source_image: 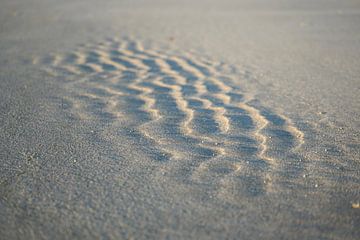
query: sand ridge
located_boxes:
[33,36,305,200]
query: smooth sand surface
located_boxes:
[1,0,359,239]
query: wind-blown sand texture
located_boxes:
[1,0,359,239]
[33,37,305,198]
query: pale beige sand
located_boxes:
[33,37,305,196]
[0,0,359,239]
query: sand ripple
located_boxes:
[34,37,305,200]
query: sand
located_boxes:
[0,0,359,239]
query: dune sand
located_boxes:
[1,0,359,239]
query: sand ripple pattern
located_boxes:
[33,38,305,199]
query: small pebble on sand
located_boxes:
[352,202,360,209]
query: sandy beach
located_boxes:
[1,0,359,239]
